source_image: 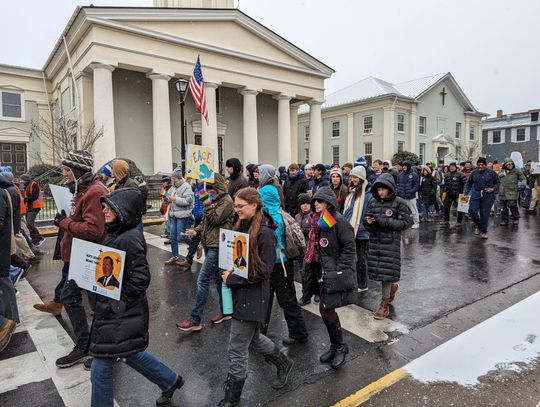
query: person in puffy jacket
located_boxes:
[283,163,308,216]
[418,165,437,221]
[305,187,357,369]
[90,187,184,407]
[295,193,317,306]
[396,162,419,228]
[219,187,294,406]
[364,173,413,319]
[442,162,466,225]
[498,158,525,226]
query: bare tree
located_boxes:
[30,114,103,165]
[440,135,481,162]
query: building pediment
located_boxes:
[0,127,31,143]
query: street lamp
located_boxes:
[175,78,189,174]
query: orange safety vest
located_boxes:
[25,180,44,210]
[15,185,27,215]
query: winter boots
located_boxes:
[389,283,399,304]
[321,322,349,369]
[33,300,63,316]
[264,346,294,389]
[218,374,245,407]
[374,297,390,320]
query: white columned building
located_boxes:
[308,100,324,164]
[201,82,219,167]
[148,73,173,173]
[241,89,259,165]
[90,62,116,170]
[276,94,292,166]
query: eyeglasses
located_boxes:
[234,203,248,210]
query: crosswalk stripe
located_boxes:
[0,351,51,393]
[143,231,408,343]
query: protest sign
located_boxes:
[218,228,249,279]
[69,238,126,300]
[49,184,73,215]
[530,162,540,174]
[457,194,470,213]
[186,144,215,182]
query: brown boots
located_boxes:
[34,300,63,316]
[374,298,390,320]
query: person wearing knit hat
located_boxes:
[295,193,316,306]
[465,156,500,239]
[34,149,108,369]
[329,168,348,213]
[354,156,367,168]
[343,163,372,291]
[111,159,138,190]
[100,162,115,191]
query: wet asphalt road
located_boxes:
[25,211,540,406]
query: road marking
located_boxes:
[144,231,408,343]
[0,351,51,392]
[332,368,408,407]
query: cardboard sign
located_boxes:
[457,194,470,213]
[49,184,73,215]
[68,238,126,300]
[218,228,249,279]
[186,144,215,182]
[530,162,540,175]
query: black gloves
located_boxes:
[54,210,67,226]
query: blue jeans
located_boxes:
[189,247,224,323]
[91,351,179,407]
[468,191,496,233]
[169,217,192,258]
[418,196,435,219]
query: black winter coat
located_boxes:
[443,171,466,197]
[418,174,437,205]
[365,174,413,283]
[226,212,277,323]
[397,170,419,200]
[89,188,150,358]
[311,176,330,196]
[0,188,12,277]
[283,174,308,216]
[0,174,20,234]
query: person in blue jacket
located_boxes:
[396,161,420,228]
[465,157,500,239]
[343,165,372,291]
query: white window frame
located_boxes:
[332,145,340,164]
[0,90,25,122]
[511,127,530,143]
[304,125,310,142]
[469,124,476,141]
[397,140,405,153]
[397,113,405,133]
[364,142,373,166]
[419,143,426,164]
[363,115,373,135]
[305,148,310,163]
[331,121,340,139]
[419,116,426,135]
[489,129,504,144]
[455,122,462,138]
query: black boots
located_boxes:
[218,374,245,407]
[321,322,349,369]
[264,346,294,389]
[156,375,185,406]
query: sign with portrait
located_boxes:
[68,238,126,300]
[218,228,249,279]
[457,194,470,213]
[186,144,215,183]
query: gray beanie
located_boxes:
[349,165,366,181]
[20,173,32,182]
[171,167,183,180]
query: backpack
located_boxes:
[279,210,306,260]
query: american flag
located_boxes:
[188,56,208,124]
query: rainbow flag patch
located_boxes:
[318,209,337,231]
[198,189,212,206]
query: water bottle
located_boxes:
[221,284,234,315]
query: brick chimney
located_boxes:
[496,109,503,118]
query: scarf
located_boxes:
[343,181,367,235]
[304,212,321,264]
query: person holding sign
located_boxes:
[89,187,184,407]
[219,187,294,406]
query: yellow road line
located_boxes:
[332,368,408,407]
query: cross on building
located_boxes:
[440,87,447,105]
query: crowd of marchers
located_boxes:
[0,149,538,407]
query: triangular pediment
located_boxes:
[0,127,30,136]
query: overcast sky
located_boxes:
[1,0,538,117]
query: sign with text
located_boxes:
[68,238,126,300]
[186,144,215,183]
[49,184,73,215]
[218,228,249,280]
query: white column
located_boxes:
[202,82,219,167]
[347,112,354,163]
[290,105,299,164]
[308,100,324,164]
[409,104,417,153]
[147,73,173,173]
[240,89,259,165]
[463,115,471,159]
[90,62,116,170]
[276,94,292,166]
[383,106,396,160]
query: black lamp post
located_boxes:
[175,78,189,174]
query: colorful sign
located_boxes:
[186,144,215,182]
[218,228,249,279]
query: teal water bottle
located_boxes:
[221,284,233,315]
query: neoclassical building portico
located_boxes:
[0,1,333,174]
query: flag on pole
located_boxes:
[188,56,209,124]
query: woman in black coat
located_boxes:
[90,188,184,407]
[305,186,357,370]
[418,165,438,221]
[364,174,413,319]
[219,187,294,407]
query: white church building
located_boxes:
[0,0,333,176]
[298,72,486,166]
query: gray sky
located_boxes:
[1,0,538,117]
